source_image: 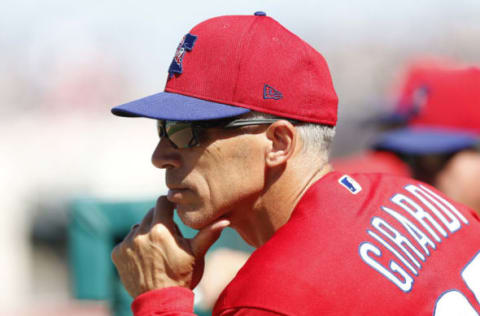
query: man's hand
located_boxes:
[111,196,230,298]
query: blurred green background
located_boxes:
[69,198,252,315]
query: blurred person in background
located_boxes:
[333,58,480,214]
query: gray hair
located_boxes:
[239,111,336,162]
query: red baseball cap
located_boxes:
[373,59,480,154]
[111,12,338,125]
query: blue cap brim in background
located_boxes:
[372,127,479,155]
[111,92,250,121]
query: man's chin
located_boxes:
[176,207,228,231]
[175,206,206,230]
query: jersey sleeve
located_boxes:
[131,287,284,316]
[216,307,285,315]
[131,287,195,316]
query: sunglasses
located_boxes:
[157,118,298,149]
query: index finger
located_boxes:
[136,208,154,235]
[152,196,177,231]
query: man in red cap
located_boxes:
[334,58,480,214]
[111,13,480,315]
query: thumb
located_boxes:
[190,219,230,258]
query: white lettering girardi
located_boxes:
[359,184,469,292]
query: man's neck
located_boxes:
[233,161,333,248]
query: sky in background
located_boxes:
[2,0,480,116]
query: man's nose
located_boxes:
[151,138,181,169]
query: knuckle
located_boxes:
[132,233,147,247]
[151,223,169,239]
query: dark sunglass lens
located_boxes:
[157,121,166,138]
[165,121,195,148]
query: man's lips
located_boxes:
[167,188,189,203]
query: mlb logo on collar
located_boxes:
[339,175,362,194]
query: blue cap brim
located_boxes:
[372,127,479,154]
[111,92,250,121]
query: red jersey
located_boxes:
[133,171,480,315]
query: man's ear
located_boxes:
[265,120,297,167]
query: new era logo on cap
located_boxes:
[263,84,283,100]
